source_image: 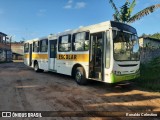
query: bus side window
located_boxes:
[106,31,110,68]
[72,31,89,51]
[24,43,29,53]
[58,35,71,52]
[85,32,90,51]
[33,41,39,52]
[40,39,48,52]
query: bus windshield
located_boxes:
[113,30,140,61]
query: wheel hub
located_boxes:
[76,72,82,82]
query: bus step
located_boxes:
[95,72,101,79]
[94,67,101,72]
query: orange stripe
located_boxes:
[32,54,48,59]
[24,53,89,62]
[24,53,48,59]
[24,54,29,58]
[57,54,89,62]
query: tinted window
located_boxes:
[58,35,71,52]
[113,30,140,61]
[72,32,89,51]
[106,31,110,68]
[33,41,39,52]
[24,43,29,53]
[40,39,48,52]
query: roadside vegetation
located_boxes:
[141,32,160,40]
[108,0,160,23]
[135,57,160,92]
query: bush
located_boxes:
[135,57,160,92]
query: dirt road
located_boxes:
[0,62,160,120]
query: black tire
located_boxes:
[75,67,87,85]
[34,62,43,72]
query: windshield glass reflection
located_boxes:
[113,30,140,61]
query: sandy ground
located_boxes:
[0,62,160,120]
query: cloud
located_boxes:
[68,0,73,4]
[64,4,72,9]
[75,2,86,9]
[64,0,86,9]
[37,9,47,17]
[79,26,83,28]
[64,0,73,9]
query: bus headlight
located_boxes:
[113,71,121,75]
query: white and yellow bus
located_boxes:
[24,21,140,85]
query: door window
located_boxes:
[50,40,57,58]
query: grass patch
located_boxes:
[135,57,160,92]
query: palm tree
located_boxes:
[109,0,160,23]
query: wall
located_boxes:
[0,32,12,62]
[139,37,160,63]
[139,37,160,49]
[140,48,160,63]
[11,43,24,60]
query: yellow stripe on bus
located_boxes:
[24,53,48,59]
[24,53,89,62]
[57,54,89,62]
[24,54,29,58]
[32,54,48,59]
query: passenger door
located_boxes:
[49,40,57,70]
[29,44,32,66]
[89,32,104,80]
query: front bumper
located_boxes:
[110,70,140,83]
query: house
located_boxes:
[139,37,160,49]
[0,32,12,62]
[139,37,160,63]
[11,42,24,60]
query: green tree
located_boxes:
[151,33,160,39]
[109,0,160,23]
[141,33,160,39]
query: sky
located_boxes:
[0,0,160,42]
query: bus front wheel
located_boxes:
[75,67,87,85]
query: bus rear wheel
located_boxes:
[34,62,43,72]
[75,67,87,85]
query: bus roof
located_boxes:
[50,21,137,37]
[25,20,137,43]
